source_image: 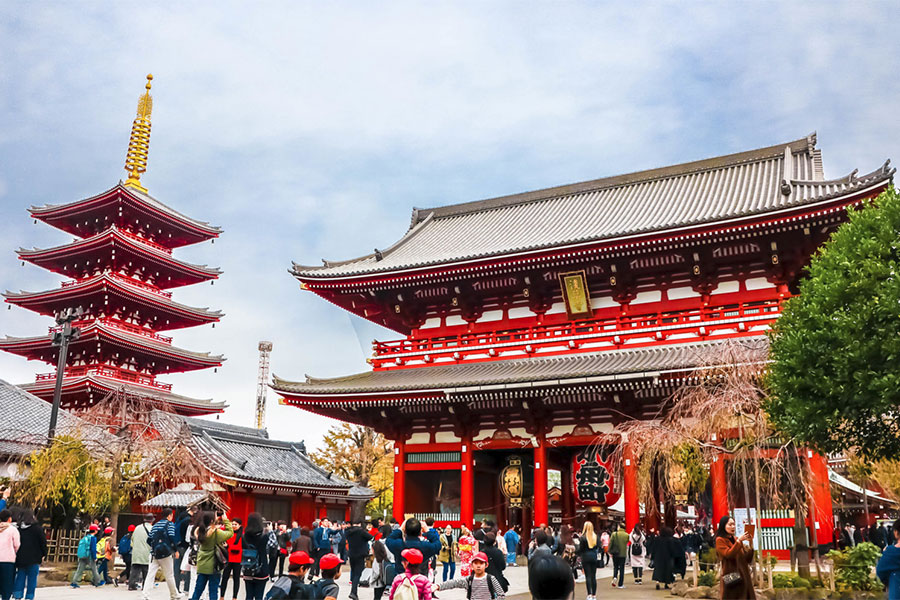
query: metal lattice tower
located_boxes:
[256,341,273,429]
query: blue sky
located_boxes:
[1,2,898,449]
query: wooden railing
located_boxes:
[36,364,173,391]
[116,227,172,254]
[61,272,172,298]
[50,317,172,344]
[45,529,81,563]
[371,298,782,366]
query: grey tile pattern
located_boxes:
[273,337,768,395]
[293,135,894,278]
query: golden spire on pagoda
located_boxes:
[123,74,154,193]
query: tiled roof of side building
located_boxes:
[292,134,894,279]
[273,337,768,396]
[0,379,110,457]
[152,411,372,496]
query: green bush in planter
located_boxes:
[826,542,882,591]
[697,571,717,587]
[699,547,718,571]
[773,573,813,589]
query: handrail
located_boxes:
[115,227,172,254]
[59,273,172,298]
[36,364,172,391]
[373,299,782,360]
[49,317,173,344]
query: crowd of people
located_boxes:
[1,480,899,600]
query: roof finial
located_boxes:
[123,74,154,193]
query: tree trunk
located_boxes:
[753,446,765,588]
[862,476,870,540]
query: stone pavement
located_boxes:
[34,562,680,599]
[36,567,676,600]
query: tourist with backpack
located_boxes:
[434,552,505,599]
[265,550,314,599]
[70,524,100,588]
[142,508,183,600]
[96,526,116,586]
[220,517,242,600]
[190,511,233,600]
[387,548,431,600]
[241,512,275,600]
[630,523,646,585]
[130,514,153,590]
[118,524,134,585]
[370,539,390,600]
[608,522,629,589]
[311,553,342,600]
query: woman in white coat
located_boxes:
[630,524,646,584]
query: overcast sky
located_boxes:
[1,2,898,450]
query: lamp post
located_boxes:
[47,306,83,442]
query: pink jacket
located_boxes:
[389,572,432,600]
[0,522,20,563]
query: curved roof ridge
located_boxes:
[29,183,222,235]
[414,134,816,224]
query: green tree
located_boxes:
[767,186,900,460]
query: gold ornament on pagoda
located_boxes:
[124,74,154,193]
[500,455,524,507]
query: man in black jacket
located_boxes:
[344,520,373,600]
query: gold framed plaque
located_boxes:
[558,270,592,320]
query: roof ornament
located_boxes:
[374,248,384,261]
[781,145,793,196]
[123,74,154,194]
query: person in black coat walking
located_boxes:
[344,520,373,600]
[652,527,685,590]
[482,532,509,593]
[13,509,47,600]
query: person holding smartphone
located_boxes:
[715,516,755,600]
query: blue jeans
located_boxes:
[0,562,14,600]
[191,572,221,600]
[12,563,39,600]
[442,561,455,581]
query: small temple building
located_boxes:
[275,133,895,554]
[1,75,224,416]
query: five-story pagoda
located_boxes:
[1,75,226,416]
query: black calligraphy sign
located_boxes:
[574,448,612,505]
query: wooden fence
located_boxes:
[45,529,82,563]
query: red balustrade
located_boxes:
[115,227,172,254]
[49,317,172,344]
[35,364,173,391]
[371,299,782,366]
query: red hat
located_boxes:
[104,527,114,534]
[127,525,135,533]
[471,552,489,564]
[88,525,99,532]
[401,548,424,564]
[319,553,344,570]
[289,551,314,566]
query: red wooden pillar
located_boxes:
[561,462,574,523]
[318,504,327,519]
[461,435,474,528]
[710,451,729,527]
[344,505,351,521]
[624,443,639,534]
[533,434,549,527]
[806,449,834,547]
[393,439,406,522]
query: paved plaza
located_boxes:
[31,562,679,600]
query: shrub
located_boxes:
[772,573,813,589]
[826,542,883,591]
[699,547,718,571]
[697,571,717,587]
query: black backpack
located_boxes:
[466,574,499,599]
[149,523,174,559]
[241,544,264,578]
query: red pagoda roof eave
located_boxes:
[4,275,223,325]
[17,227,221,281]
[21,376,225,416]
[29,184,222,240]
[295,179,891,289]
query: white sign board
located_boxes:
[733,508,759,549]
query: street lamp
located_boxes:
[47,306,83,442]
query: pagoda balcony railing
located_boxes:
[371,298,782,367]
[50,317,173,344]
[61,272,173,298]
[36,364,173,391]
[115,227,172,254]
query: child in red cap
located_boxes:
[312,553,342,600]
[265,551,314,599]
[389,548,432,600]
[434,551,505,598]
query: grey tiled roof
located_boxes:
[0,379,96,457]
[292,134,894,278]
[152,412,371,496]
[273,337,767,396]
[141,489,229,510]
